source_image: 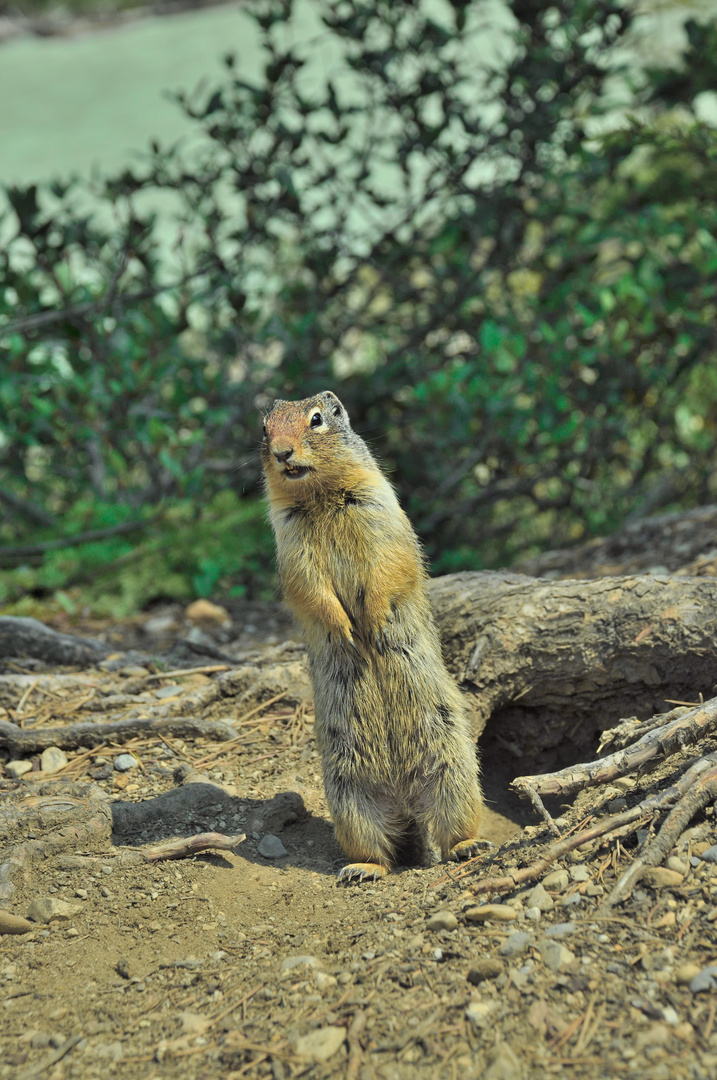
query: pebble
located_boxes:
[524,906,541,923]
[113,754,138,773]
[561,893,582,908]
[154,685,182,699]
[665,856,688,875]
[544,922,576,939]
[280,955,321,977]
[499,932,531,958]
[701,845,717,864]
[525,884,554,912]
[258,834,288,859]
[467,959,504,984]
[294,1026,346,1062]
[538,940,576,972]
[569,865,590,882]
[642,867,684,888]
[144,614,177,637]
[90,765,113,780]
[465,905,517,923]
[40,747,68,775]
[27,898,82,924]
[313,972,337,990]
[466,1000,498,1029]
[186,598,231,628]
[675,963,702,985]
[542,869,569,892]
[585,884,604,897]
[4,760,33,778]
[689,966,717,994]
[426,911,458,932]
[120,666,150,678]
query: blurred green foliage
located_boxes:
[2,0,717,613]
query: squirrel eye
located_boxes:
[310,411,323,428]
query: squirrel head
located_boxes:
[261,391,367,502]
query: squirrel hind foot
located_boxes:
[336,862,389,884]
[449,837,493,862]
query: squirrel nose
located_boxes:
[273,447,294,463]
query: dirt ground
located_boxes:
[2,603,717,1080]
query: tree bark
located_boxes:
[427,571,717,763]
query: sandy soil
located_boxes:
[2,604,717,1080]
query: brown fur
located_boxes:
[261,390,483,881]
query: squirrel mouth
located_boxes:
[283,465,311,480]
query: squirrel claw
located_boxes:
[449,838,493,862]
[337,862,388,884]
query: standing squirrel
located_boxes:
[261,390,483,882]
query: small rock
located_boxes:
[485,1041,523,1080]
[569,865,590,882]
[707,907,717,922]
[701,845,717,863]
[689,966,717,994]
[544,922,576,939]
[314,971,337,990]
[499,932,531,958]
[652,910,676,929]
[75,889,88,900]
[154,685,182,699]
[675,963,702,985]
[144,614,177,637]
[665,857,688,875]
[90,765,113,780]
[120,666,150,678]
[642,867,684,888]
[248,791,307,834]
[542,869,569,892]
[280,955,321,977]
[179,1011,210,1035]
[467,959,504,984]
[560,893,582,908]
[525,884,554,912]
[294,1026,345,1063]
[95,1041,125,1062]
[27,898,82,924]
[585,884,604,897]
[185,599,231,629]
[426,911,458,932]
[465,905,517,923]
[607,797,628,813]
[538,940,576,972]
[113,754,138,773]
[258,834,288,859]
[4,760,33,779]
[40,747,68,775]
[466,1000,497,1029]
[524,906,541,923]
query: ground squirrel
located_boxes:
[261,390,483,881]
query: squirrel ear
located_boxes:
[322,390,343,416]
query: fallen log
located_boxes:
[428,571,717,758]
